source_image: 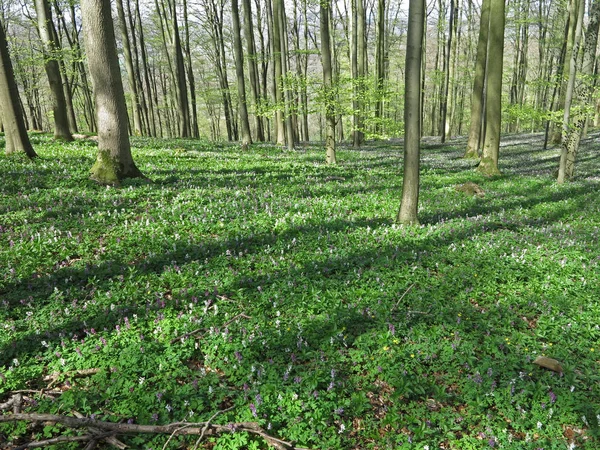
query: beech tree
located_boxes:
[464,0,490,158]
[321,0,336,164]
[558,0,600,182]
[80,0,144,184]
[477,0,505,177]
[398,0,424,225]
[0,18,36,158]
[232,0,252,148]
[35,0,72,141]
[115,0,142,136]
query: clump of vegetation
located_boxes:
[454,181,486,197]
[1,134,599,449]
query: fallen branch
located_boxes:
[72,410,127,449]
[192,405,235,450]
[171,313,252,344]
[0,395,16,412]
[13,433,112,450]
[0,413,312,450]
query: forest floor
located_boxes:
[1,132,599,449]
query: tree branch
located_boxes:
[0,413,312,450]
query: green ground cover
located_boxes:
[1,133,599,449]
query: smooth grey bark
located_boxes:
[133,0,157,136]
[439,0,456,143]
[0,19,36,157]
[320,0,336,164]
[115,0,142,136]
[204,0,235,141]
[397,0,424,225]
[278,0,295,149]
[231,0,252,148]
[374,0,386,131]
[353,0,366,147]
[272,0,286,145]
[477,0,505,176]
[242,0,265,141]
[550,0,581,145]
[81,0,144,184]
[49,0,78,133]
[464,0,490,158]
[35,0,72,141]
[54,0,95,132]
[170,0,190,138]
[182,0,199,138]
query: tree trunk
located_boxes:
[278,0,295,149]
[375,0,386,132]
[35,0,72,141]
[439,0,456,143]
[272,0,286,145]
[182,0,199,138]
[81,0,144,184]
[464,0,490,158]
[558,0,591,183]
[242,0,265,141]
[134,0,157,136]
[115,0,142,136]
[232,0,252,148]
[321,0,336,164]
[550,0,581,144]
[477,0,505,177]
[0,19,37,157]
[170,1,190,138]
[398,0,424,225]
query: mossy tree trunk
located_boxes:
[81,0,144,185]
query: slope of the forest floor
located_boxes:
[0,132,599,449]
